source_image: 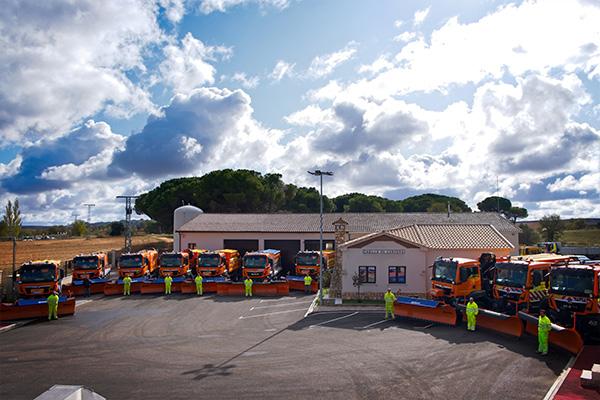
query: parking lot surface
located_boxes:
[0,294,569,399]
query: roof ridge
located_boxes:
[413,224,424,243]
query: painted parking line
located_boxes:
[239,308,309,320]
[357,319,392,330]
[250,300,313,310]
[259,297,300,303]
[75,300,93,307]
[309,312,358,328]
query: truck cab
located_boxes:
[242,249,281,280]
[196,249,240,278]
[17,260,63,298]
[547,264,599,339]
[158,251,190,277]
[294,250,335,276]
[430,257,481,301]
[491,258,551,313]
[118,249,159,278]
[72,253,108,280]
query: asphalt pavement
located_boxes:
[0,293,570,399]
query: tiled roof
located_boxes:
[177,212,519,233]
[387,224,514,249]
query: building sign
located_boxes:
[362,249,406,255]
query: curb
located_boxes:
[304,291,320,317]
[543,355,576,400]
[0,319,35,334]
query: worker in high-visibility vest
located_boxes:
[47,291,59,320]
[304,274,313,294]
[244,278,253,297]
[384,288,396,320]
[195,274,203,295]
[164,275,173,295]
[532,281,547,291]
[537,309,552,355]
[466,297,479,331]
[123,275,132,296]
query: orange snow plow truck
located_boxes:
[118,249,159,278]
[242,249,281,280]
[0,260,75,321]
[196,249,241,279]
[158,251,191,277]
[294,250,335,276]
[72,253,109,280]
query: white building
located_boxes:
[174,211,519,274]
[339,224,514,300]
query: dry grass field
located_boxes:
[0,235,173,273]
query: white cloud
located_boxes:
[413,6,430,26]
[339,0,600,100]
[230,72,260,89]
[159,33,232,94]
[0,0,163,145]
[307,42,358,78]
[198,0,291,14]
[393,31,417,43]
[159,0,186,22]
[270,60,296,81]
[547,173,600,192]
[358,55,394,75]
[394,19,404,28]
[284,105,338,127]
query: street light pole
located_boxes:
[308,170,333,304]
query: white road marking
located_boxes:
[75,300,92,307]
[358,319,390,330]
[264,328,277,332]
[259,297,298,303]
[250,300,312,310]
[309,312,358,328]
[238,308,308,319]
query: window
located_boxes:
[389,266,406,284]
[358,266,376,284]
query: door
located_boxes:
[223,240,259,257]
[264,240,301,275]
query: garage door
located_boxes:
[223,240,259,257]
[304,239,336,251]
[264,240,301,274]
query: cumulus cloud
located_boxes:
[1,120,125,194]
[307,42,358,78]
[159,0,186,22]
[270,60,296,81]
[109,87,279,178]
[159,33,233,94]
[198,0,291,14]
[0,0,163,144]
[393,31,417,43]
[358,55,394,75]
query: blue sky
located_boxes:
[0,0,599,224]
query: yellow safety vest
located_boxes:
[195,275,203,284]
[244,279,253,289]
[47,294,59,305]
[165,276,172,284]
[538,315,552,334]
[466,301,479,315]
[304,275,312,286]
[384,292,396,304]
[123,277,132,285]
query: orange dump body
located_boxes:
[197,249,240,277]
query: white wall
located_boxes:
[341,240,428,298]
[177,231,336,252]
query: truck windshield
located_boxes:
[160,254,182,267]
[296,253,319,266]
[550,269,594,297]
[120,255,142,268]
[495,263,528,288]
[198,254,220,267]
[73,256,98,270]
[433,260,457,284]
[244,255,267,268]
[20,265,56,283]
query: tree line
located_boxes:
[134,169,520,231]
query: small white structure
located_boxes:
[34,385,106,400]
[173,205,203,251]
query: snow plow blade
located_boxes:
[140,277,185,294]
[519,311,584,355]
[456,304,523,337]
[103,278,143,296]
[62,278,108,296]
[216,281,289,296]
[393,297,458,326]
[0,297,76,321]
[287,275,318,293]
